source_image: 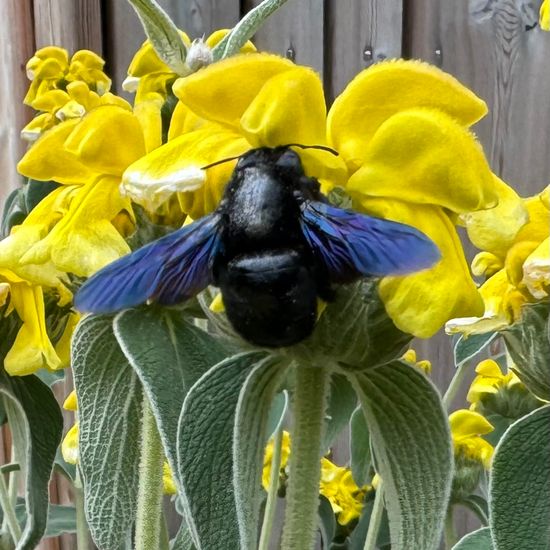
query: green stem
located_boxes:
[363,480,384,550]
[281,365,329,550]
[443,361,470,410]
[74,468,90,550]
[258,425,284,550]
[0,470,22,544]
[444,506,458,549]
[135,397,165,550]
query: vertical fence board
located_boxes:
[34,0,103,53]
[326,0,403,100]
[0,0,35,208]
[244,0,324,74]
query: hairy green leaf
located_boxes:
[0,370,63,550]
[212,0,290,60]
[114,306,228,488]
[350,361,453,550]
[453,332,498,368]
[264,390,288,440]
[350,406,371,486]
[127,0,187,74]
[490,405,550,550]
[72,315,142,550]
[323,374,357,449]
[452,527,493,549]
[177,352,270,550]
[233,357,287,549]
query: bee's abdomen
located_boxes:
[218,249,317,347]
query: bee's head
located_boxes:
[235,146,303,174]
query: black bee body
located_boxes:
[213,148,329,347]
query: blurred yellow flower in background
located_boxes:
[449,409,494,469]
[541,0,550,30]
[401,348,432,374]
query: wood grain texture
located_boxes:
[243,0,324,73]
[0,0,35,208]
[33,0,103,53]
[326,0,404,100]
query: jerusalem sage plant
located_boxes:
[0,0,548,549]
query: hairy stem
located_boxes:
[75,467,90,550]
[444,505,458,549]
[443,361,470,410]
[363,480,384,550]
[281,365,329,550]
[135,397,165,550]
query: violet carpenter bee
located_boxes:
[75,146,440,347]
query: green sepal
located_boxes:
[453,332,498,368]
[502,302,550,400]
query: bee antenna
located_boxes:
[200,154,244,170]
[283,143,339,156]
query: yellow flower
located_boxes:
[446,185,549,336]
[61,422,79,465]
[63,390,78,411]
[320,458,370,525]
[449,409,494,469]
[21,81,130,142]
[467,359,521,406]
[262,430,291,490]
[541,0,550,30]
[163,462,177,495]
[121,54,347,219]
[0,268,62,376]
[124,29,256,103]
[1,98,165,280]
[24,47,111,109]
[401,348,432,374]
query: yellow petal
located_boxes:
[240,66,327,147]
[522,237,550,299]
[462,175,529,256]
[445,269,528,336]
[4,283,62,375]
[450,409,494,440]
[63,389,78,411]
[347,109,497,214]
[55,312,81,368]
[541,0,550,30]
[21,177,131,277]
[167,100,205,140]
[205,29,256,52]
[173,53,295,128]
[21,113,56,142]
[32,89,70,112]
[355,198,483,338]
[133,94,164,153]
[471,251,503,278]
[475,359,503,378]
[64,105,146,176]
[123,126,250,217]
[0,282,9,307]
[328,59,488,171]
[209,293,225,313]
[62,423,79,465]
[512,187,550,246]
[17,119,100,184]
[163,462,177,495]
[505,240,539,287]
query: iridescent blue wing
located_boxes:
[74,213,221,313]
[300,201,440,283]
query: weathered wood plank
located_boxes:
[33,0,103,53]
[243,0,324,74]
[326,0,404,100]
[0,0,35,208]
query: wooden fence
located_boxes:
[0,0,549,548]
